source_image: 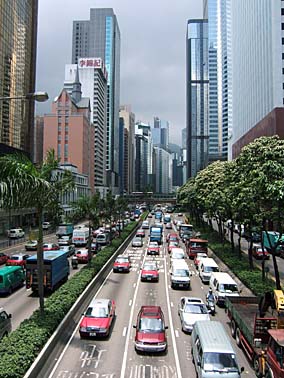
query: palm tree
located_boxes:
[0,150,74,314]
[71,192,102,259]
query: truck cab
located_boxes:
[264,329,284,378]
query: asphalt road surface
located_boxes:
[38,215,255,378]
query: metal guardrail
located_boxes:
[23,221,141,378]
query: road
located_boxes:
[38,215,255,378]
[205,217,284,283]
[0,232,84,330]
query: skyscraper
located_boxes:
[0,1,38,157]
[72,8,120,190]
[64,58,108,196]
[204,0,231,162]
[230,0,284,158]
[186,19,209,179]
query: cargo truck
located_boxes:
[186,238,208,259]
[226,296,279,376]
[150,226,162,245]
[26,250,70,293]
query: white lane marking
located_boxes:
[129,299,132,306]
[133,283,136,288]
[120,252,147,378]
[171,302,174,307]
[175,330,179,338]
[47,267,114,378]
[164,254,182,378]
[123,327,127,337]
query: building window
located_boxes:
[282,8,284,15]
[282,53,284,60]
[282,23,284,30]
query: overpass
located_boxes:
[124,192,177,205]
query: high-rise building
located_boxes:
[134,122,153,192]
[204,0,231,162]
[230,0,284,158]
[153,146,172,194]
[119,105,135,194]
[34,116,44,164]
[64,58,108,196]
[152,117,169,149]
[72,8,120,190]
[0,1,38,157]
[43,81,94,192]
[186,19,209,179]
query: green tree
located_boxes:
[0,150,74,314]
[72,192,102,259]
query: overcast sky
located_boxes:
[36,0,202,146]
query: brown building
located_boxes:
[232,108,284,158]
[43,73,94,192]
[0,1,38,158]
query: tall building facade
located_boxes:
[186,20,209,179]
[231,0,283,158]
[152,117,169,149]
[43,86,94,192]
[204,0,231,161]
[64,58,108,196]
[72,8,120,190]
[119,105,135,194]
[153,146,172,194]
[0,1,38,157]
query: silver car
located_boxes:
[132,236,143,247]
[178,297,210,333]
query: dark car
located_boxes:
[133,306,168,353]
[91,241,101,254]
[0,253,8,265]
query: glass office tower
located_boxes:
[72,8,120,188]
[0,0,38,157]
[186,20,209,179]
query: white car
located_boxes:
[8,228,25,239]
[132,236,143,247]
[42,222,51,230]
[178,297,210,333]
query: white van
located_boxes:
[170,260,190,289]
[198,258,219,283]
[192,320,244,378]
[142,220,149,229]
[8,228,25,239]
[209,272,240,306]
[96,233,110,246]
[72,227,89,246]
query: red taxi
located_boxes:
[147,242,160,256]
[166,233,179,244]
[141,261,159,282]
[113,255,131,273]
[6,254,30,267]
[75,249,90,263]
[167,241,179,254]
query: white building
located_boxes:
[64,58,108,197]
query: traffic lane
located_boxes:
[0,259,84,330]
[122,241,182,378]
[43,244,146,378]
[168,255,255,377]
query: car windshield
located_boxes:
[204,266,219,273]
[203,352,239,372]
[10,256,20,260]
[173,269,189,277]
[184,304,208,314]
[139,318,164,332]
[219,284,238,293]
[116,258,129,263]
[172,252,184,259]
[149,243,158,247]
[86,306,108,318]
[144,264,157,271]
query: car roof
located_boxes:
[140,305,162,317]
[211,272,238,284]
[183,297,204,304]
[88,298,110,308]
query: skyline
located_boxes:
[36,0,202,146]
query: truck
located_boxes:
[25,250,70,293]
[263,231,284,256]
[226,296,279,376]
[186,238,208,259]
[72,227,90,247]
[56,223,74,237]
[150,226,162,245]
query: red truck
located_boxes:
[225,296,284,377]
[186,238,208,259]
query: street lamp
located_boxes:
[0,91,49,102]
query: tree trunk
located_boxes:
[248,238,253,270]
[37,207,45,315]
[272,253,281,290]
[230,221,235,253]
[87,220,92,263]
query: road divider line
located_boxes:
[175,330,179,338]
[120,252,146,378]
[123,327,127,337]
[129,299,132,306]
[164,254,182,378]
[47,267,113,378]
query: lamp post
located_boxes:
[0,91,49,102]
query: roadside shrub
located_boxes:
[0,221,138,378]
